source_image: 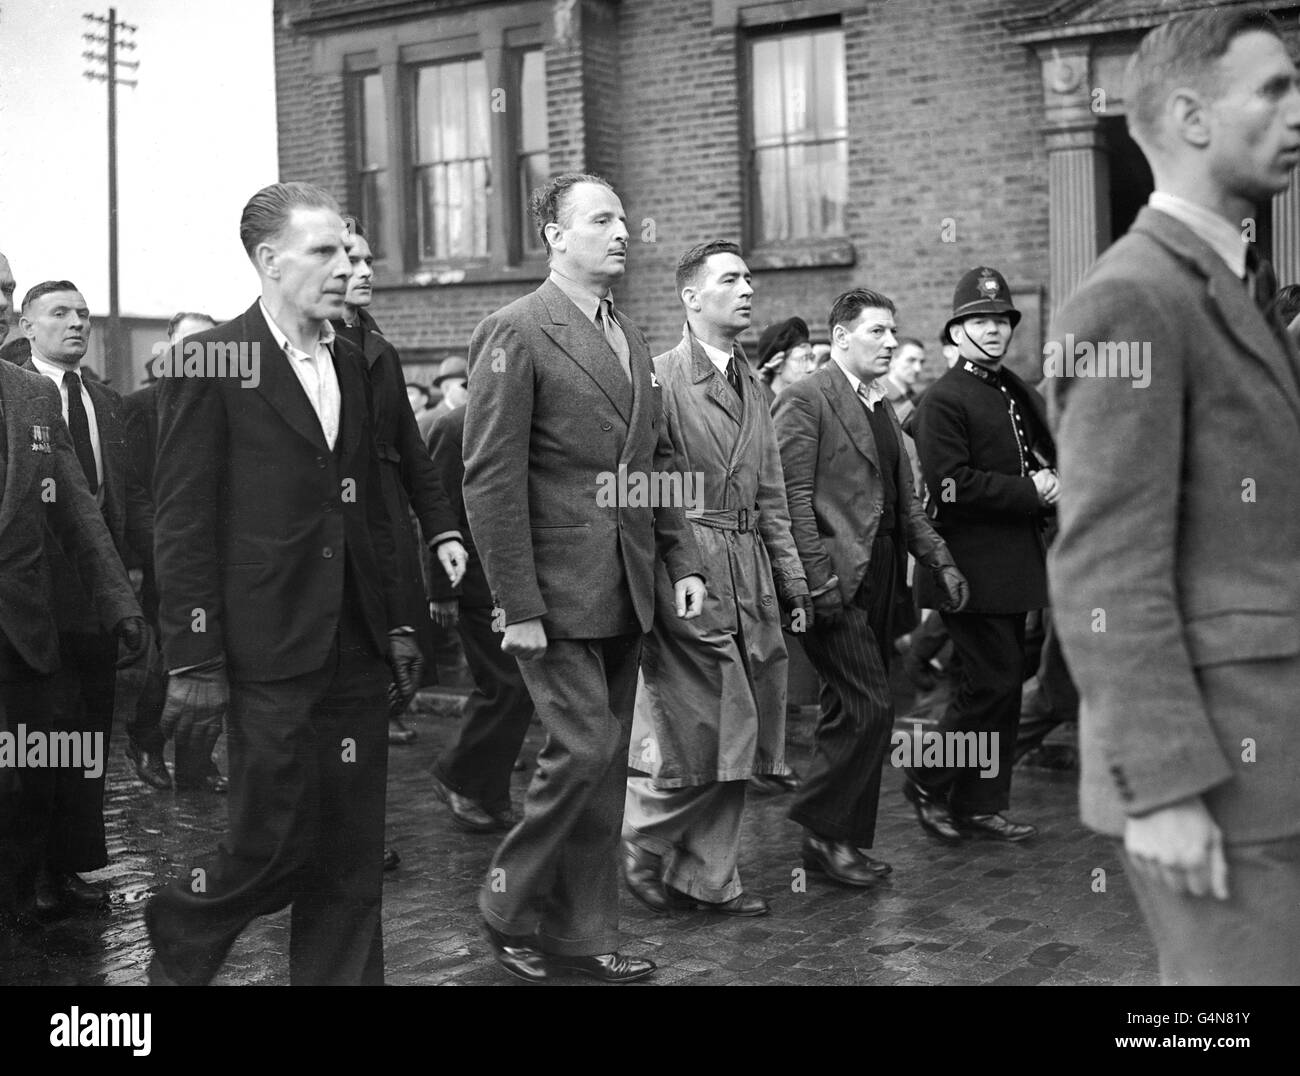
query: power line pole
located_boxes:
[83,8,138,388]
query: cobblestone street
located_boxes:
[1,666,1158,988]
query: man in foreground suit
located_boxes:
[146,181,419,986]
[774,289,967,887]
[464,172,705,983]
[0,357,143,947]
[20,281,154,915]
[1050,8,1300,985]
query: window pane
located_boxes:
[780,34,813,139]
[813,31,846,138]
[439,63,467,161]
[520,150,549,251]
[755,146,788,242]
[751,38,783,144]
[520,50,547,154]
[361,72,386,168]
[361,170,387,259]
[465,58,489,159]
[817,139,847,235]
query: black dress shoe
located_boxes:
[801,835,880,888]
[175,774,228,794]
[548,952,656,983]
[37,871,108,913]
[431,774,499,833]
[669,887,770,916]
[125,741,172,791]
[747,771,801,795]
[32,874,66,919]
[902,779,965,843]
[623,841,674,913]
[382,847,400,872]
[954,812,1037,842]
[482,921,549,983]
[388,717,417,745]
[853,852,893,876]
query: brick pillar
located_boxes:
[1273,180,1300,287]
[545,0,622,182]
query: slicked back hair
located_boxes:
[1126,8,1285,149]
[22,280,82,314]
[167,311,217,338]
[239,182,340,259]
[529,172,614,256]
[675,240,744,297]
[829,288,896,338]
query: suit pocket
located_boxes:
[1184,610,1300,667]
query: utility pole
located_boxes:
[83,8,138,388]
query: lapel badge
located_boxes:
[30,424,52,453]
[650,371,660,388]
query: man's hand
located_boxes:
[780,591,814,631]
[160,659,229,768]
[674,575,707,619]
[1031,468,1061,507]
[1124,796,1229,900]
[812,588,844,629]
[113,616,148,668]
[430,599,459,629]
[435,539,468,588]
[387,632,425,710]
[931,565,970,613]
[502,617,548,661]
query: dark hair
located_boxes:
[1126,9,1283,148]
[341,215,367,239]
[675,240,744,295]
[167,310,217,338]
[828,288,896,337]
[529,172,614,256]
[895,336,924,353]
[1269,283,1300,327]
[21,280,82,314]
[239,182,340,258]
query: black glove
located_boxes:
[387,632,424,712]
[113,615,148,669]
[932,564,970,613]
[161,658,228,769]
[812,588,844,629]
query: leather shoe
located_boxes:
[548,952,656,983]
[382,846,400,872]
[801,834,880,888]
[388,717,417,745]
[747,771,801,794]
[175,774,227,794]
[431,774,499,833]
[623,841,674,913]
[669,886,770,916]
[903,779,964,843]
[954,812,1037,842]
[125,741,172,791]
[36,870,107,914]
[482,921,549,983]
[853,852,894,876]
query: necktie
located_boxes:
[726,356,743,398]
[597,299,631,381]
[63,370,99,493]
[1246,244,1277,311]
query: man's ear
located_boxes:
[255,241,280,280]
[681,286,701,313]
[1168,86,1211,149]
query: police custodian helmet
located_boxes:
[943,266,1021,344]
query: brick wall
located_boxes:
[273,0,1051,382]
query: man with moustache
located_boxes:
[1050,9,1300,983]
[622,241,808,917]
[145,181,418,986]
[775,289,967,886]
[19,281,153,915]
[904,267,1057,844]
[464,172,705,983]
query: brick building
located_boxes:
[272,0,1300,385]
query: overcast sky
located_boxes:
[0,0,278,320]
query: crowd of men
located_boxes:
[1,7,1298,987]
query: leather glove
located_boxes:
[812,588,845,629]
[387,632,424,712]
[161,658,228,769]
[113,615,148,669]
[932,564,970,613]
[780,591,814,632]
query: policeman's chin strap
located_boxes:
[964,333,1002,364]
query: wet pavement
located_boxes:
[1,670,1158,987]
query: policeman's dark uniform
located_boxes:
[906,267,1056,827]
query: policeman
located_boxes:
[902,267,1057,842]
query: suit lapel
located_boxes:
[0,364,43,536]
[537,279,634,422]
[84,378,122,527]
[821,363,880,472]
[685,326,742,428]
[331,333,366,464]
[245,302,332,453]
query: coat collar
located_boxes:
[535,277,635,422]
[0,362,47,534]
[680,322,748,426]
[817,360,880,472]
[1135,206,1300,419]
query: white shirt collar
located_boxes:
[1149,191,1249,279]
[831,355,888,410]
[31,352,83,382]
[697,337,734,375]
[259,298,336,359]
[548,269,612,325]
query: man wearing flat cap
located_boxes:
[904,266,1058,844]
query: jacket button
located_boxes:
[601,421,613,431]
[322,547,334,559]
[761,595,773,606]
[315,456,326,469]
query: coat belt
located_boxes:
[688,507,755,533]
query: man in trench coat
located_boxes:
[624,241,810,917]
